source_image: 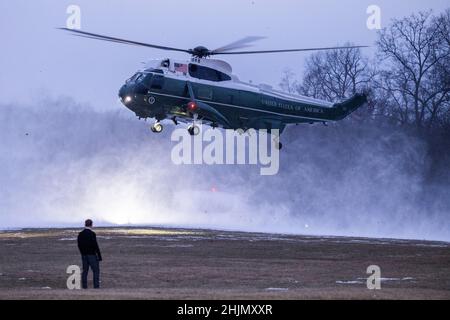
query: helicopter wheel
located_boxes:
[188,125,200,136]
[151,122,163,133]
[275,141,283,150]
[236,128,245,135]
[273,136,282,150]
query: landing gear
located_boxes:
[273,136,283,150]
[275,141,283,150]
[187,124,200,136]
[236,128,245,135]
[187,113,201,136]
[150,122,163,133]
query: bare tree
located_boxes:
[279,68,298,94]
[432,9,450,128]
[436,9,450,46]
[376,10,450,129]
[297,44,373,102]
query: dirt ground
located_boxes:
[0,227,449,299]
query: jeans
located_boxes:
[81,255,100,289]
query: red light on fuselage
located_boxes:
[187,101,197,111]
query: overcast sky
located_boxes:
[1,0,448,110]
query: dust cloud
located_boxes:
[1,97,449,241]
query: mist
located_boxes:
[1,97,449,241]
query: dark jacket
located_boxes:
[77,228,102,261]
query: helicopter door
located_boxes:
[150,74,165,90]
[196,86,213,100]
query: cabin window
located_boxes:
[151,74,165,89]
[189,64,231,82]
[142,73,153,87]
[218,72,232,81]
[161,59,170,68]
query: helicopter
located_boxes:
[60,28,368,149]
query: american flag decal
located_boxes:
[174,63,188,74]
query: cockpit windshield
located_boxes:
[126,71,164,89]
[127,72,144,83]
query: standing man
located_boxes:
[77,219,102,289]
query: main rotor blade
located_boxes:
[212,36,266,53]
[211,45,369,55]
[58,28,191,53]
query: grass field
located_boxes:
[0,227,449,299]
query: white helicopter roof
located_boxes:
[144,57,232,75]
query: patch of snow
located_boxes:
[356,277,414,282]
[265,287,289,291]
[336,280,364,284]
[414,243,448,248]
[163,244,194,248]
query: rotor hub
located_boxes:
[190,46,211,58]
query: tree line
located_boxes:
[280,9,450,132]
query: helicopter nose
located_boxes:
[119,84,134,105]
[118,84,126,98]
